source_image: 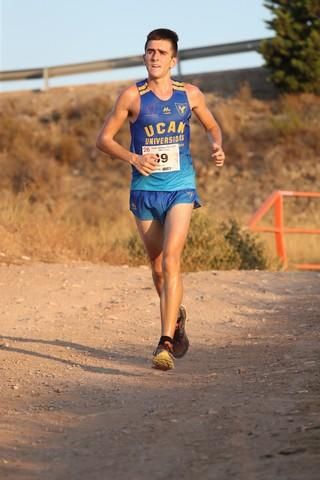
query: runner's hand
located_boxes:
[131,154,158,176]
[211,143,225,167]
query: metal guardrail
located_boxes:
[0,38,270,90]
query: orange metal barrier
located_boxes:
[248,191,320,270]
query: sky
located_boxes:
[0,0,272,92]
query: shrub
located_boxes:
[222,219,268,270]
[126,233,147,265]
[126,211,269,271]
[182,213,240,271]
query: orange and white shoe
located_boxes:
[152,340,174,371]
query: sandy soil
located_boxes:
[0,263,319,480]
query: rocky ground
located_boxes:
[0,263,320,479]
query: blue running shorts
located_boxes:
[129,189,201,224]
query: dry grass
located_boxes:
[0,191,133,264]
[260,234,319,269]
[0,192,272,270]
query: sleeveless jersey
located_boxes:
[130,79,195,191]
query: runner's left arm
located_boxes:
[186,84,225,167]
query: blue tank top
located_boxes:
[130,79,195,191]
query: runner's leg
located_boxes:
[134,202,193,339]
[134,218,169,335]
[161,203,193,338]
[134,218,164,296]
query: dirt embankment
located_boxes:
[1,263,319,479]
[1,82,319,266]
[1,81,319,220]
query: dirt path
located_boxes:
[0,263,319,479]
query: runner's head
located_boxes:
[145,29,179,57]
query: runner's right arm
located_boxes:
[96,87,157,176]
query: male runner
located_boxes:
[96,28,225,371]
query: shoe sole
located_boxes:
[178,305,187,324]
[152,350,174,371]
[173,305,189,359]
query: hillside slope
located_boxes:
[0,79,319,264]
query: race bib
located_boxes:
[142,144,180,173]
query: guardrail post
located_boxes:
[43,68,49,90]
[274,192,287,267]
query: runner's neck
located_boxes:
[147,77,174,101]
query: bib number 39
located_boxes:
[142,144,180,173]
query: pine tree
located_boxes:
[260,0,320,93]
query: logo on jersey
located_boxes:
[144,104,157,116]
[175,103,188,116]
[162,106,171,114]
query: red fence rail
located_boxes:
[248,190,320,270]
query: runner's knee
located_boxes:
[150,259,163,281]
[152,268,163,285]
[162,253,181,276]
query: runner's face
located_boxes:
[144,40,177,78]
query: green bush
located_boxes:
[182,213,240,271]
[126,233,147,265]
[222,219,268,270]
[127,211,269,271]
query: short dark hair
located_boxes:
[145,29,179,56]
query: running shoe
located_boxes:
[152,341,174,371]
[172,305,189,359]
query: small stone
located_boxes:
[207,409,218,415]
[278,447,306,456]
[238,367,246,374]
